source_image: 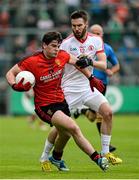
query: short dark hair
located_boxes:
[70,10,88,22]
[42,31,63,45]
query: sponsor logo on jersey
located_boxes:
[55,59,61,66]
[70,47,77,51]
[79,46,86,53]
[40,69,62,82]
[88,45,94,51]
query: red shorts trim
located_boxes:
[35,105,52,126]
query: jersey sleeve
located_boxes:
[94,36,104,54]
[17,57,34,72]
[60,41,67,51]
[60,42,64,50]
[60,50,70,64]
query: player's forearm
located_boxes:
[6,64,21,86]
[93,60,107,71]
[77,67,91,78]
[95,52,107,70]
[6,70,16,86]
[110,64,120,74]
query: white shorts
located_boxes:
[64,87,108,114]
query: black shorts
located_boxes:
[35,100,71,126]
[102,84,107,95]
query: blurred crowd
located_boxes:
[0,0,139,114]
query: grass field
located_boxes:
[0,114,139,179]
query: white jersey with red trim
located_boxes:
[60,32,104,92]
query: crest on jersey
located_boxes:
[55,59,61,66]
[80,46,85,53]
[88,45,94,51]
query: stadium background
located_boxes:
[0,0,139,115]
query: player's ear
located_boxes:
[86,22,88,29]
[42,42,47,49]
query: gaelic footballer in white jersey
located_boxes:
[60,33,108,113]
[61,33,104,91]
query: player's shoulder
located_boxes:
[104,43,114,52]
[18,50,43,68]
[88,32,102,40]
[20,50,42,61]
[58,50,70,57]
[104,42,112,49]
[59,49,69,54]
[58,50,70,63]
[87,32,103,45]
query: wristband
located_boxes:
[88,75,94,81]
[11,83,16,89]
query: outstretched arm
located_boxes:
[68,54,105,93]
[75,52,107,71]
[106,64,120,77]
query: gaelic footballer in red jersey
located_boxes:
[6,32,73,124]
[6,31,108,171]
[6,31,99,124]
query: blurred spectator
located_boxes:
[45,0,57,25]
[11,35,26,64]
[24,10,38,41]
[107,14,124,49]
[117,35,139,84]
[115,1,129,25]
[89,0,110,25]
[54,0,69,26]
[0,10,10,52]
[25,37,39,55]
[8,0,21,27]
[25,11,38,28]
[118,36,139,64]
[37,10,54,30]
[65,0,80,14]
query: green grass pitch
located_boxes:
[0,114,139,179]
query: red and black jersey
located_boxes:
[18,50,70,107]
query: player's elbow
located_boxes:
[104,62,107,70]
[114,63,120,73]
[117,63,120,71]
[5,71,10,81]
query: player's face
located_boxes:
[91,27,103,37]
[43,40,61,59]
[71,18,88,39]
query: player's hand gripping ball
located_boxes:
[12,71,35,92]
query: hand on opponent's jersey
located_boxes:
[12,78,31,92]
[89,75,105,93]
[76,55,93,68]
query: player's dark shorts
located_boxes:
[102,84,107,95]
[35,100,71,126]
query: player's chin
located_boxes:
[75,33,82,39]
[52,52,58,58]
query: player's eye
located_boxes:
[93,33,100,35]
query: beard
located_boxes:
[73,26,87,40]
